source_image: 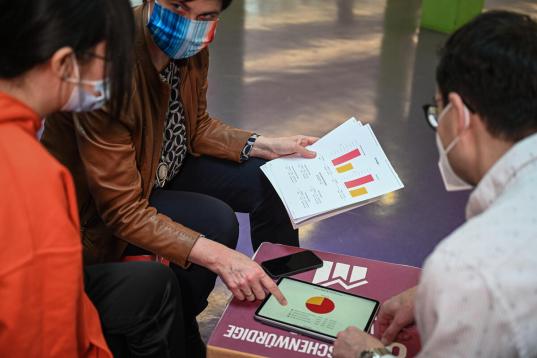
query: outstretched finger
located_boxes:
[261,276,287,306]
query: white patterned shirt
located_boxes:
[415,133,537,357]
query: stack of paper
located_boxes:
[261,118,404,228]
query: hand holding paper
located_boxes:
[261,118,404,228]
[251,135,319,160]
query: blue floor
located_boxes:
[197,0,537,342]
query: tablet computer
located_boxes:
[254,277,380,342]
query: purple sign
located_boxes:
[208,243,421,358]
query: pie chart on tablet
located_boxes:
[305,296,335,314]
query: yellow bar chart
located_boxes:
[336,163,353,173]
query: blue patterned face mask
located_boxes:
[147,1,218,59]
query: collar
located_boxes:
[0,92,41,135]
[466,132,537,219]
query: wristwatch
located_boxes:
[240,133,260,162]
[358,347,393,358]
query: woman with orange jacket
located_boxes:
[0,0,185,356]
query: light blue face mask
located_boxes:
[147,1,218,59]
[61,55,109,112]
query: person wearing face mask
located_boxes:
[333,11,537,358]
[61,54,111,112]
[41,0,302,353]
[0,0,188,356]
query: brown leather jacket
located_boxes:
[41,5,252,267]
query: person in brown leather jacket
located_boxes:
[42,0,317,355]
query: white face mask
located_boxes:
[436,103,473,191]
[61,55,109,112]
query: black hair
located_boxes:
[0,0,135,118]
[222,0,233,10]
[436,10,537,141]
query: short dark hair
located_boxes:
[222,0,233,10]
[0,0,135,119]
[436,10,537,141]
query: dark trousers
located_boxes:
[167,155,298,251]
[126,155,298,320]
[85,262,184,358]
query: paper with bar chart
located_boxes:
[261,117,404,228]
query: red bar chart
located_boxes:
[344,174,374,189]
[331,149,361,166]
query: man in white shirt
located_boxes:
[334,10,537,358]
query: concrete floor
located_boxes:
[195,0,537,342]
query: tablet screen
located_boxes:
[255,278,379,339]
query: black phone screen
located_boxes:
[261,250,323,278]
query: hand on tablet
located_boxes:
[377,286,417,345]
[189,238,288,305]
[219,251,288,305]
[334,326,384,358]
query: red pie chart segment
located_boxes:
[305,296,335,314]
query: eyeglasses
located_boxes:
[422,104,439,130]
[423,95,475,131]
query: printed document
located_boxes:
[261,118,404,228]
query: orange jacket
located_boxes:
[0,92,112,357]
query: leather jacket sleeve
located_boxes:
[73,111,200,268]
[189,49,254,161]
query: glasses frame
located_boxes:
[422,103,439,130]
[423,94,476,131]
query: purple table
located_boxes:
[208,243,421,358]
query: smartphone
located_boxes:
[254,277,380,342]
[261,250,323,278]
